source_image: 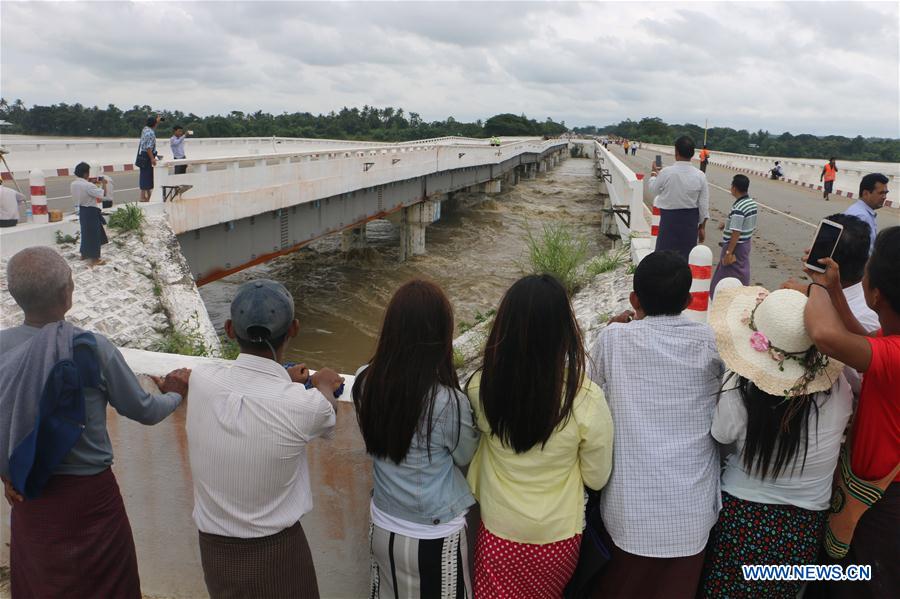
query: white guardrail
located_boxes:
[589,140,655,263]
[641,142,900,200]
[155,138,567,234]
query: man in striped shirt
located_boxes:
[711,174,757,297]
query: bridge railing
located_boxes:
[641,142,900,199]
[155,139,567,234]
[589,141,655,263]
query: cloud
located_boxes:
[1,1,897,138]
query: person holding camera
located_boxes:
[136,115,162,202]
[170,125,190,175]
[71,162,108,267]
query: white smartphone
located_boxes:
[805,218,844,273]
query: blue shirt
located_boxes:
[844,200,877,254]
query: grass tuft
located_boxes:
[525,224,589,295]
[585,247,630,277]
[107,203,144,233]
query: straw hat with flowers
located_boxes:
[709,285,844,398]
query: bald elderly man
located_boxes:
[0,246,189,598]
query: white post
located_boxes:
[29,169,48,223]
[685,245,713,322]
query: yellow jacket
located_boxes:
[466,373,614,544]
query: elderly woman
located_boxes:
[71,162,108,266]
[0,246,190,598]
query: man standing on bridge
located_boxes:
[137,115,160,202]
[844,173,890,255]
[710,174,756,297]
[699,145,710,173]
[649,135,710,260]
[820,157,838,201]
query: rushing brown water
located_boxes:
[200,157,608,373]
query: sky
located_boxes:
[1,1,898,138]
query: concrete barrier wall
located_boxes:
[641,142,900,199]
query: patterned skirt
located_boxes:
[475,524,581,599]
[699,491,827,599]
[369,522,472,599]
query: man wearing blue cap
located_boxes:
[185,279,344,599]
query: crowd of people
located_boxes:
[0,133,896,599]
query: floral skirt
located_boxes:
[699,491,826,599]
[475,524,581,599]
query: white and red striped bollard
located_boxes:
[29,169,48,224]
[651,202,661,249]
[685,245,713,322]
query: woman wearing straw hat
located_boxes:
[699,286,852,598]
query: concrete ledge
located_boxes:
[120,347,355,403]
[0,201,166,258]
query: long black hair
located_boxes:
[477,274,585,454]
[726,372,821,480]
[352,280,460,464]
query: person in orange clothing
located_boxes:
[821,157,838,201]
[699,145,710,173]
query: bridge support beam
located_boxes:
[341,226,367,252]
[484,179,502,194]
[538,160,548,173]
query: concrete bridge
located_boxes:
[0,136,567,283]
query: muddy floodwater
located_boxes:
[201,157,608,374]
[1,157,611,598]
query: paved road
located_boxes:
[5,172,142,217]
[617,147,900,291]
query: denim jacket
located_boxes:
[359,367,479,526]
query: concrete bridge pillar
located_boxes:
[398,202,427,261]
[341,226,367,252]
[538,160,548,173]
[484,179,502,194]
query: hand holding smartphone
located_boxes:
[655,155,662,167]
[804,219,843,273]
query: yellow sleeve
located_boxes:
[575,381,614,491]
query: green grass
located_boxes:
[452,347,465,370]
[220,336,241,360]
[525,224,589,295]
[153,327,211,357]
[585,248,630,277]
[107,203,144,232]
[626,263,637,275]
[55,231,78,245]
[458,308,496,334]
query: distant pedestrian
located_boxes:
[844,172,890,255]
[590,251,724,599]
[648,135,710,260]
[71,162,108,267]
[770,161,784,179]
[0,246,188,599]
[136,115,160,202]
[820,157,838,201]
[0,185,26,227]
[623,140,630,155]
[353,280,479,599]
[699,145,710,172]
[467,274,613,598]
[170,125,188,175]
[711,174,757,297]
[186,279,344,599]
[631,141,638,156]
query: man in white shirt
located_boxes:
[844,172,890,255]
[590,251,724,598]
[186,279,344,599]
[649,136,710,260]
[0,185,25,227]
[170,125,189,175]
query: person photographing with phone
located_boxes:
[170,125,190,175]
[649,135,711,260]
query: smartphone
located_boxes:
[655,155,662,167]
[805,219,844,273]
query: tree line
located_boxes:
[573,117,899,162]
[0,99,567,142]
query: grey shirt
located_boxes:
[0,324,182,475]
[71,178,104,208]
